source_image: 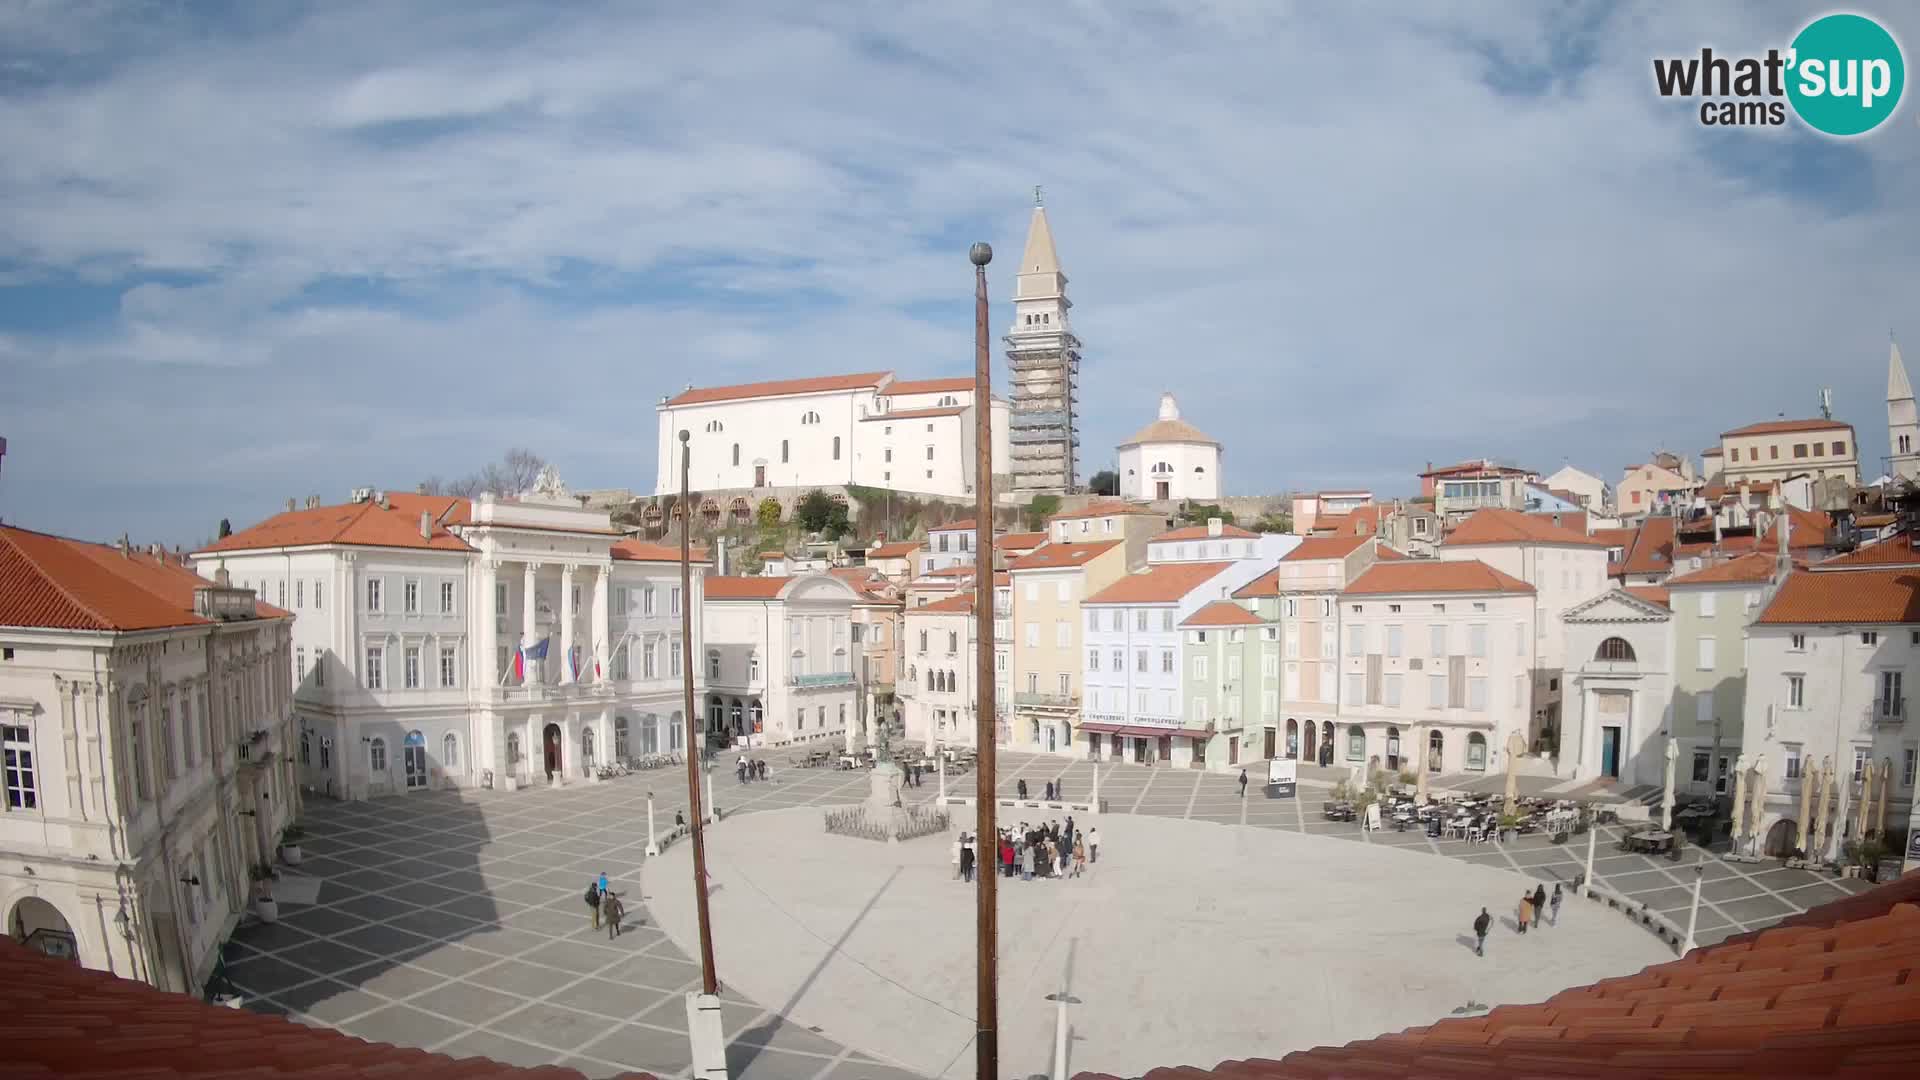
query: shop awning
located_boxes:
[1079,722,1209,740]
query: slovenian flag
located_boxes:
[565,646,581,682]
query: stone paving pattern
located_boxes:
[226,751,1874,1079]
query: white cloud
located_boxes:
[0,0,1916,543]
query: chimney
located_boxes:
[416,483,429,495]
[117,534,130,558]
[377,492,389,509]
[1775,502,1792,576]
[1207,517,1223,537]
[215,566,231,587]
[306,495,320,509]
[420,511,432,540]
[285,497,296,512]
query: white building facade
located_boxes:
[2,526,294,996]
[654,372,1009,499]
[193,476,706,800]
[1117,394,1223,503]
[701,574,863,750]
[900,593,979,751]
[1560,588,1675,788]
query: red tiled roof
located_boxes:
[1181,600,1263,627]
[1420,459,1532,478]
[1444,508,1606,547]
[1151,523,1258,542]
[197,493,474,554]
[1721,417,1855,437]
[1279,534,1373,562]
[1592,527,1639,550]
[993,531,1047,550]
[609,538,710,563]
[1781,505,1833,549]
[1,525,287,632]
[920,594,975,614]
[1113,876,1920,1080]
[1231,569,1278,599]
[885,377,973,395]
[1047,500,1160,522]
[664,371,889,407]
[920,565,976,578]
[0,939,657,1080]
[1345,560,1534,596]
[1817,535,1920,568]
[1756,566,1920,624]
[1618,515,1679,576]
[1084,561,1233,604]
[1526,509,1589,535]
[929,519,977,532]
[703,576,791,600]
[1666,551,1784,587]
[1625,585,1671,609]
[1009,539,1123,571]
[1702,446,1723,456]
[1373,545,1409,561]
[1308,513,1349,534]
[865,541,922,560]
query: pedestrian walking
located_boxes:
[1473,907,1491,957]
[736,756,748,785]
[1045,780,1055,801]
[1055,778,1065,801]
[1516,893,1532,935]
[1017,778,1028,800]
[960,834,976,883]
[585,880,602,930]
[1022,842,1036,881]
[1238,769,1249,798]
[603,890,624,939]
[1532,884,1548,927]
[1088,826,1100,864]
[1550,884,1563,927]
[1072,835,1087,878]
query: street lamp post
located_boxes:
[677,430,726,1080]
[1045,991,1082,1080]
[646,791,659,857]
[969,239,999,1080]
[1682,858,1705,953]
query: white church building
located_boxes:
[653,372,1010,500]
[1118,393,1223,503]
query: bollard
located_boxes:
[646,792,660,857]
[1682,859,1704,953]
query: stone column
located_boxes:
[481,560,500,691]
[559,564,577,684]
[1729,754,1750,848]
[522,562,540,685]
[592,565,611,683]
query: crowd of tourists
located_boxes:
[953,818,1098,883]
[1471,882,1564,956]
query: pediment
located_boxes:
[1565,589,1669,622]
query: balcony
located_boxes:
[1014,690,1078,710]
[791,672,856,689]
[1869,697,1905,727]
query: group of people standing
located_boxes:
[1471,882,1563,956]
[955,819,1098,883]
[1014,778,1067,801]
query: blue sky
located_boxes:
[1,1,1916,545]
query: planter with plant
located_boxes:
[1843,838,1887,883]
[279,825,305,867]
[249,863,279,923]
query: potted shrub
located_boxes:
[249,863,279,923]
[279,825,305,867]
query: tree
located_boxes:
[1088,470,1119,497]
[756,497,783,530]
[1178,502,1235,526]
[823,500,852,540]
[1251,512,1293,534]
[794,489,836,533]
[1024,494,1061,531]
[422,449,547,499]
[218,518,232,538]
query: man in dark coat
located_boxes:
[1473,908,1491,957]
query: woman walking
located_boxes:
[1071,835,1087,878]
[1516,892,1533,935]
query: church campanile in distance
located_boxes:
[1005,188,1082,494]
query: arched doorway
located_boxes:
[1286,718,1299,759]
[1386,726,1402,772]
[402,730,428,790]
[1301,720,1315,762]
[1764,818,1797,857]
[1428,730,1445,774]
[1319,722,1334,766]
[8,896,77,962]
[542,723,562,780]
[582,728,596,773]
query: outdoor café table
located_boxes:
[1626,830,1675,854]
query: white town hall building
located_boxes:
[191,470,708,802]
[653,371,1010,499]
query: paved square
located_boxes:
[229,751,1871,1079]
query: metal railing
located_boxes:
[790,672,856,688]
[1014,690,1078,709]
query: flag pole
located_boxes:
[968,239,998,1080]
[679,430,719,994]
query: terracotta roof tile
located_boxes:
[664,370,890,407]
[1665,551,1783,587]
[994,531,1048,550]
[866,541,923,559]
[1231,569,1278,599]
[1345,560,1534,596]
[1623,585,1670,609]
[1443,508,1607,547]
[1180,600,1263,627]
[0,525,286,631]
[861,405,967,420]
[1151,524,1258,542]
[1373,545,1409,561]
[1278,534,1374,562]
[920,594,975,614]
[929,519,977,531]
[609,538,710,563]
[1085,562,1233,604]
[1817,535,1920,568]
[1009,539,1123,571]
[1721,417,1854,437]
[1420,458,1532,478]
[198,492,476,554]
[1755,566,1920,624]
[703,576,791,600]
[1119,416,1220,448]
[1047,500,1161,522]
